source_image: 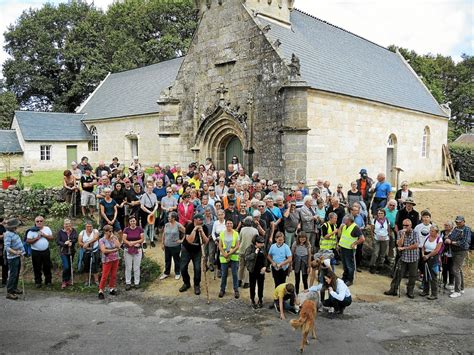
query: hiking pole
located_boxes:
[88,251,93,287]
[353,249,357,283]
[201,238,210,304]
[20,255,26,301]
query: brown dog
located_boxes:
[290,299,317,352]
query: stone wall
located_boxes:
[0,187,63,219]
[306,90,448,189]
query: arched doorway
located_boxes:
[386,134,397,186]
[225,136,243,167]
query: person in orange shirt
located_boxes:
[222,188,241,210]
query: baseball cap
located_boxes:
[255,236,265,244]
[359,168,367,174]
[193,213,204,221]
[455,215,465,222]
[228,188,235,194]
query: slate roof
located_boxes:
[257,9,447,117]
[14,111,92,141]
[0,130,23,153]
[79,57,183,120]
[454,133,474,145]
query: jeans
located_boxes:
[164,245,181,276]
[249,270,265,302]
[284,231,296,248]
[60,254,74,282]
[372,198,387,215]
[204,240,216,266]
[340,247,356,283]
[180,246,201,287]
[31,249,52,285]
[99,259,119,291]
[272,267,287,288]
[356,242,363,269]
[370,240,388,268]
[389,260,418,296]
[422,257,439,297]
[238,255,249,284]
[220,260,239,292]
[452,250,467,292]
[274,293,295,310]
[294,271,308,295]
[7,257,20,294]
[124,250,142,285]
[323,294,352,311]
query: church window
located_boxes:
[421,126,430,158]
[40,145,51,161]
[90,126,98,152]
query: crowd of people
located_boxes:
[0,156,472,318]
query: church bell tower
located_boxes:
[195,0,295,25]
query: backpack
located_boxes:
[22,227,37,258]
[423,236,444,258]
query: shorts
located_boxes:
[81,191,96,207]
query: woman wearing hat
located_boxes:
[395,181,413,210]
[98,225,121,299]
[4,218,24,300]
[244,236,267,308]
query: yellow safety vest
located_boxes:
[219,230,240,263]
[320,222,337,250]
[338,223,358,250]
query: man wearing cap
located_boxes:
[80,168,97,218]
[445,216,471,298]
[395,198,419,234]
[297,180,309,197]
[224,199,240,229]
[222,188,241,210]
[238,217,258,289]
[4,218,25,300]
[179,214,209,295]
[356,169,374,209]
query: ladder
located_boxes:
[442,144,456,181]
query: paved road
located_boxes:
[1,288,473,354]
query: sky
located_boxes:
[0,0,472,77]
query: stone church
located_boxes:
[2,0,449,189]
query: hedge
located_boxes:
[450,143,474,182]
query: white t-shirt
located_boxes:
[211,220,226,241]
[27,226,52,251]
[414,223,432,248]
[374,219,389,241]
[80,229,99,250]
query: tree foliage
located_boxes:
[2,0,197,112]
[389,46,473,140]
[0,89,19,129]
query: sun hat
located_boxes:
[404,197,416,206]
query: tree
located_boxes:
[2,0,197,112]
[449,54,473,133]
[0,90,19,129]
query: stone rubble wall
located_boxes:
[0,187,64,219]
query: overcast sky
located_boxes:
[0,0,472,77]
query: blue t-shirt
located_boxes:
[269,243,292,270]
[100,199,117,217]
[153,187,167,202]
[375,181,392,198]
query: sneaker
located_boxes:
[369,267,376,274]
[134,284,140,289]
[175,274,181,280]
[194,286,201,295]
[345,281,353,287]
[159,274,169,280]
[251,301,258,310]
[109,289,117,296]
[143,243,148,249]
[14,289,23,295]
[406,293,415,299]
[98,291,105,299]
[356,268,362,273]
[219,290,225,298]
[460,290,465,295]
[446,285,455,291]
[234,290,240,299]
[258,300,263,308]
[61,282,67,290]
[125,284,132,291]
[238,281,242,288]
[449,292,462,298]
[419,292,428,297]
[179,284,190,292]
[384,290,397,296]
[427,295,438,300]
[288,307,298,315]
[6,293,18,300]
[151,241,156,248]
[243,283,250,289]
[335,307,345,315]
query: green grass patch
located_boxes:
[1,170,64,188]
[461,180,474,186]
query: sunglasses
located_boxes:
[402,224,410,227]
[35,220,44,223]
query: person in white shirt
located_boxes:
[78,221,100,285]
[308,270,352,314]
[370,209,390,274]
[26,216,53,287]
[211,210,227,277]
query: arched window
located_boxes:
[90,126,98,152]
[421,126,430,158]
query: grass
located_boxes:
[461,180,474,186]
[1,170,64,188]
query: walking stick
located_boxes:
[20,255,26,301]
[88,250,93,287]
[70,253,74,286]
[200,234,210,304]
[353,249,357,283]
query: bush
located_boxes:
[30,183,46,190]
[49,202,70,218]
[450,143,474,182]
